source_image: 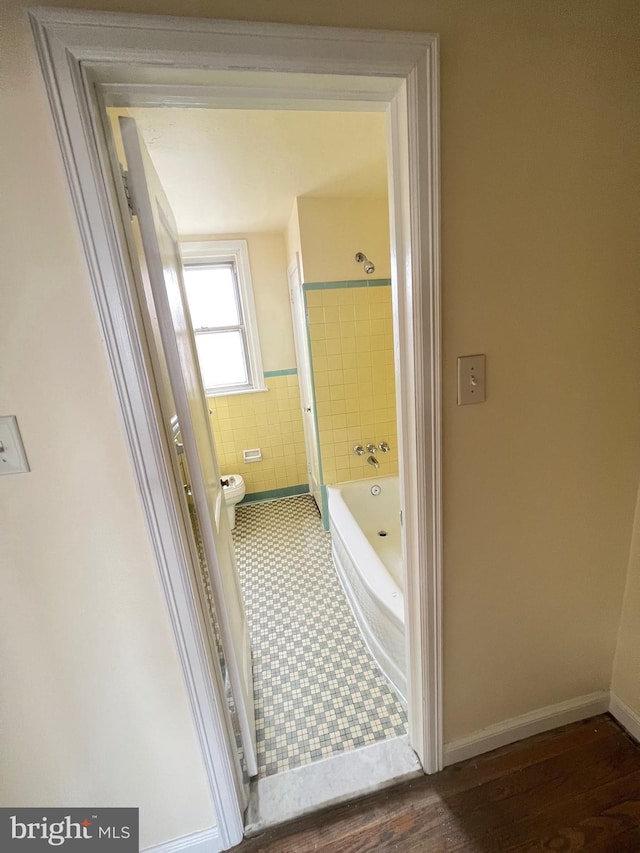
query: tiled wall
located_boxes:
[208,372,308,498]
[305,281,398,486]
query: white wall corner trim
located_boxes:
[443,691,611,767]
[609,693,640,743]
[144,826,221,853]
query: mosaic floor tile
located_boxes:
[232,495,407,779]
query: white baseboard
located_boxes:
[443,690,610,767]
[609,692,640,743]
[143,826,221,853]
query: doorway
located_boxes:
[30,10,442,849]
[111,104,412,794]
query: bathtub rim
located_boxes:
[327,476,406,700]
[326,476,404,628]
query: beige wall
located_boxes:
[3,0,640,841]
[0,3,215,846]
[285,199,303,281]
[612,485,640,715]
[296,197,391,283]
[182,231,296,373]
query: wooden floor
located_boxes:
[238,715,640,852]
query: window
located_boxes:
[180,240,265,396]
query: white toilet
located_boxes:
[221,474,245,529]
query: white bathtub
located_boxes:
[327,475,406,701]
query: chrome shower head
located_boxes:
[355,251,375,275]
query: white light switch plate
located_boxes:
[0,416,30,475]
[457,354,486,405]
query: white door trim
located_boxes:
[287,258,323,513]
[28,8,442,846]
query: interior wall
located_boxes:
[306,282,398,487]
[285,199,303,281]
[4,0,640,839]
[296,197,391,283]
[182,232,296,373]
[0,4,216,844]
[612,484,640,717]
[209,373,308,496]
[181,231,307,496]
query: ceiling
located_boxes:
[118,108,388,235]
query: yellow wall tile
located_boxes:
[306,282,398,487]
[207,373,308,495]
[339,305,355,321]
[308,305,325,324]
[323,306,340,322]
[322,289,342,305]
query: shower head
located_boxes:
[355,252,376,275]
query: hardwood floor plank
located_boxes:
[436,716,619,795]
[582,826,640,852]
[238,716,640,853]
[428,731,640,841]
[481,769,640,851]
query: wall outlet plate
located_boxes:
[457,354,486,405]
[0,416,30,475]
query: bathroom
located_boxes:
[110,106,410,808]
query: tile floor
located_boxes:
[232,495,407,779]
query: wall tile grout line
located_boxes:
[232,495,407,778]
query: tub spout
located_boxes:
[367,454,380,469]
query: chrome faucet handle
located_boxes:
[365,443,377,453]
[378,441,390,452]
[353,444,365,456]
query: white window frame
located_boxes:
[181,239,266,396]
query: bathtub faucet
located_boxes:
[367,454,380,469]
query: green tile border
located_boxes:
[241,483,309,504]
[263,368,298,378]
[303,278,391,291]
[320,484,330,531]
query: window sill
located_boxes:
[206,384,268,399]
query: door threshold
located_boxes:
[244,734,422,836]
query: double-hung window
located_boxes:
[180,240,265,396]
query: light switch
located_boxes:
[0,416,30,475]
[457,355,486,405]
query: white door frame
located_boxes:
[29,8,442,849]
[287,256,323,514]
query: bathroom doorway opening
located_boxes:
[108,105,415,814]
[30,11,441,846]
